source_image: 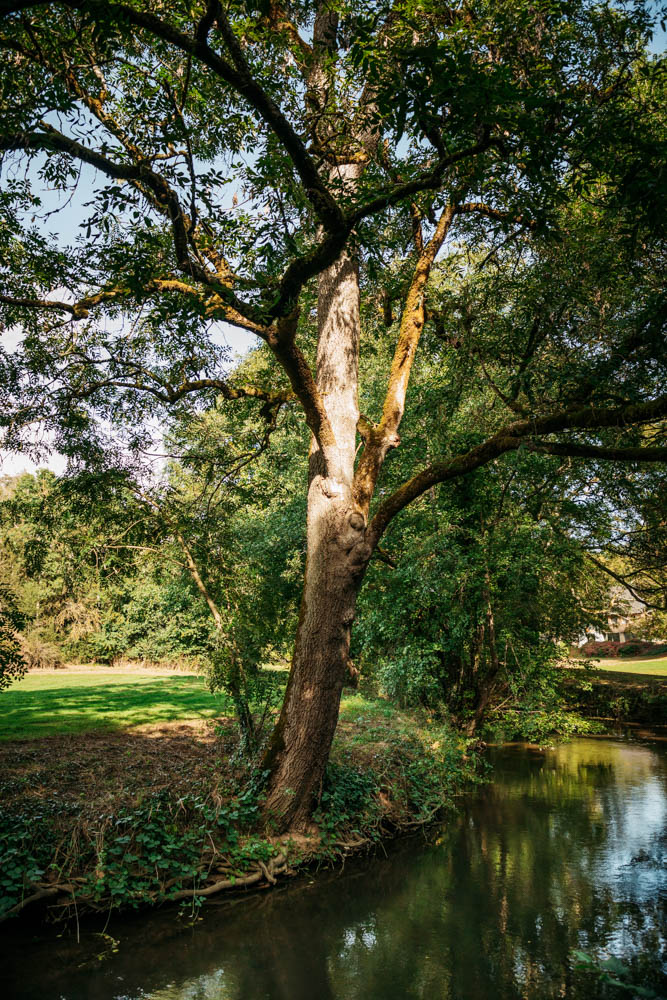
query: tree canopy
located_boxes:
[1,0,665,467]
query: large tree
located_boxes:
[1,0,666,828]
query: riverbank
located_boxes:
[3,734,665,1000]
[5,661,661,928]
[0,696,480,925]
[560,665,667,727]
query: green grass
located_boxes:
[0,670,234,740]
[339,692,396,721]
[591,658,667,678]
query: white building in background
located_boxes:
[579,587,646,646]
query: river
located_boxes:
[2,733,666,999]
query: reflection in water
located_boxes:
[2,737,666,1000]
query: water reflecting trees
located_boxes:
[3,738,665,1000]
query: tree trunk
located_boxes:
[262,511,367,830]
[263,165,371,830]
[467,571,502,736]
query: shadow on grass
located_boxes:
[0,677,234,740]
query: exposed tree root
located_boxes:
[0,885,71,924]
[169,853,286,902]
[1,855,288,923]
[1,809,439,925]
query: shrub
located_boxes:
[580,640,620,658]
[581,638,667,659]
[618,640,667,658]
[618,641,645,657]
[19,631,64,670]
[0,585,27,691]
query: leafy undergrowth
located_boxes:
[481,706,605,745]
[0,700,480,925]
[321,695,482,843]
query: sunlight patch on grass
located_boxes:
[339,693,395,719]
[1,671,233,740]
[592,659,667,677]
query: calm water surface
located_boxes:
[2,734,666,1000]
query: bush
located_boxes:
[19,631,64,670]
[580,640,620,658]
[484,708,603,744]
[580,639,667,659]
[617,640,667,657]
[618,641,645,657]
[0,585,27,691]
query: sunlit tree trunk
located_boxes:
[263,166,371,829]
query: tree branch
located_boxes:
[454,201,537,229]
[354,203,457,512]
[267,311,335,449]
[261,1,312,73]
[527,440,667,462]
[582,550,666,612]
[0,279,270,336]
[367,395,667,546]
[137,491,224,627]
[2,0,343,226]
[349,137,495,226]
[0,126,267,326]
[0,292,86,318]
[56,366,294,410]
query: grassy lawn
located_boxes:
[0,669,234,740]
[590,658,667,678]
[1,669,395,743]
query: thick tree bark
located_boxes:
[263,165,372,830]
[262,515,368,830]
[263,164,459,830]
